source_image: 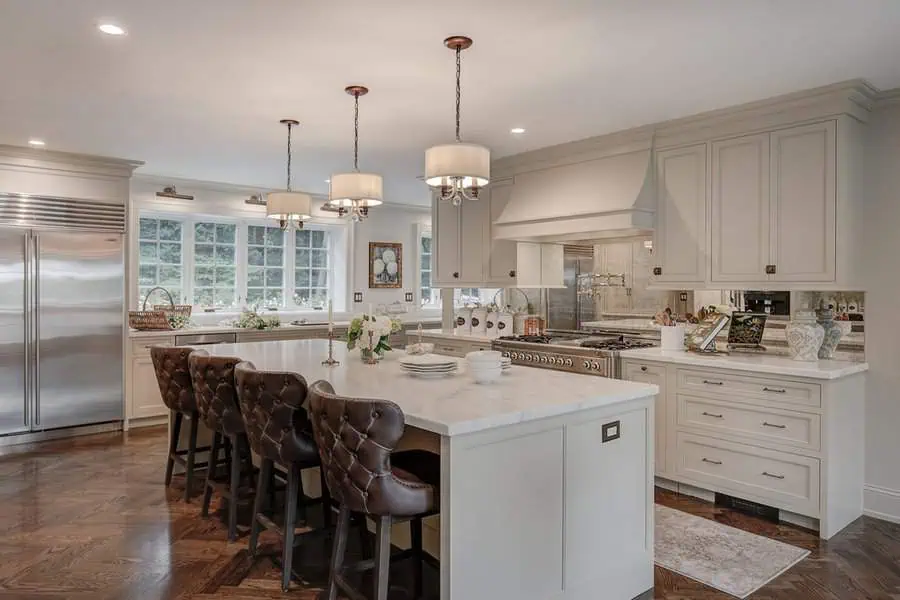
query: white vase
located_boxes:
[785,310,825,362]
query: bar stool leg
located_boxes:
[373,515,392,600]
[227,434,241,542]
[411,517,424,599]
[325,505,351,600]
[281,463,301,592]
[319,468,332,528]
[184,414,199,502]
[249,458,272,557]
[202,431,221,518]
[165,411,182,487]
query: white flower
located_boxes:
[362,314,392,338]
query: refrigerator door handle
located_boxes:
[33,233,40,427]
[23,231,31,428]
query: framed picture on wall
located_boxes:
[369,242,402,288]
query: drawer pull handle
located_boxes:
[701,458,722,465]
[641,366,648,372]
[762,421,786,429]
[701,411,724,419]
[763,387,786,393]
[703,380,724,386]
[762,471,785,480]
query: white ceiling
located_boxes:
[2,0,900,206]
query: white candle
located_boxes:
[328,300,333,333]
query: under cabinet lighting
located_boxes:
[28,139,45,146]
[98,23,126,36]
[510,127,526,134]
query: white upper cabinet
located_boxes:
[432,195,462,286]
[516,242,564,288]
[485,182,519,285]
[769,121,836,283]
[711,133,771,283]
[459,194,488,284]
[652,143,708,285]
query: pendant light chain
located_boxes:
[353,92,360,171]
[455,45,462,143]
[285,121,293,192]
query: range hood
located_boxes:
[493,148,655,243]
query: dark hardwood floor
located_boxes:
[0,427,898,599]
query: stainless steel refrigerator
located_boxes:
[0,194,125,436]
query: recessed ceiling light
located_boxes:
[28,139,45,147]
[510,127,526,134]
[98,23,126,36]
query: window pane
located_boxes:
[295,268,310,288]
[194,287,214,306]
[214,266,235,286]
[295,229,310,248]
[265,268,283,287]
[265,228,283,247]
[310,269,328,287]
[247,246,264,266]
[310,249,327,268]
[195,244,214,264]
[159,220,182,241]
[421,288,432,304]
[214,287,235,306]
[139,265,156,285]
[421,273,430,289]
[310,289,328,306]
[294,290,310,306]
[139,218,158,241]
[295,248,310,267]
[422,255,431,270]
[195,222,214,243]
[215,224,236,244]
[311,230,326,248]
[246,288,264,306]
[247,267,264,287]
[158,265,181,286]
[421,236,432,253]
[247,225,265,246]
[139,242,157,262]
[265,289,283,305]
[159,242,181,264]
[265,247,283,267]
[215,245,235,265]
[195,266,214,286]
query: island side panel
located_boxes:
[440,396,654,600]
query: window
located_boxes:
[193,222,237,308]
[294,229,330,309]
[246,225,285,308]
[138,217,183,304]
[419,230,441,307]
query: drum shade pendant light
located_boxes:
[424,36,490,206]
[329,85,383,222]
[267,119,312,230]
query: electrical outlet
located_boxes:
[405,292,413,302]
[353,292,363,303]
[680,292,688,302]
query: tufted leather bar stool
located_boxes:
[234,360,333,592]
[188,349,254,541]
[150,346,210,502]
[308,379,441,600]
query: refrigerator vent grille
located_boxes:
[0,194,125,231]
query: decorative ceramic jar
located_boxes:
[816,308,843,359]
[785,310,825,361]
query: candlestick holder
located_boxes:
[365,329,379,365]
[321,330,341,366]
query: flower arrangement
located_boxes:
[234,309,281,330]
[346,313,402,358]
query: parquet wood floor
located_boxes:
[0,427,898,599]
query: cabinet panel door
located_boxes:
[459,197,486,283]
[131,356,167,419]
[770,121,836,282]
[711,134,770,283]
[653,144,707,284]
[486,183,518,284]
[516,242,543,287]
[623,361,668,476]
[432,196,461,286]
[540,244,565,288]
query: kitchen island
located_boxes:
[203,339,659,600]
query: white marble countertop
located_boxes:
[618,348,868,380]
[410,329,495,343]
[202,339,658,436]
[129,317,441,338]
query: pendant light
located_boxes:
[329,85,383,222]
[267,119,312,230]
[424,36,490,206]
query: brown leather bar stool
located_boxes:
[188,349,254,541]
[234,361,334,592]
[308,380,440,600]
[150,346,210,502]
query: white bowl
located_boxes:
[471,366,502,384]
[466,350,502,364]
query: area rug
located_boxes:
[654,505,810,598]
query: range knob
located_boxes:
[548,357,557,365]
[591,361,601,370]
[502,351,510,358]
[565,358,573,367]
[540,355,548,363]
[523,354,532,361]
[510,352,518,359]
[583,360,591,369]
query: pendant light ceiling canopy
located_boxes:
[424,35,490,206]
[267,119,312,230]
[329,85,383,222]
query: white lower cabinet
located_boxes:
[621,359,865,539]
[414,333,493,358]
[127,336,174,421]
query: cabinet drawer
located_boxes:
[130,337,175,357]
[675,432,820,516]
[678,394,821,452]
[676,368,821,408]
[623,361,666,381]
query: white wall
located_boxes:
[862,99,900,523]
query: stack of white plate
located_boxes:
[501,356,512,372]
[399,354,459,379]
[466,350,504,384]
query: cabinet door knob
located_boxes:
[653,267,662,276]
[765,264,777,274]
[452,272,459,279]
[640,366,648,372]
[509,270,516,278]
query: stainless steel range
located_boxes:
[491,334,656,378]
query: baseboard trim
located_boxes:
[864,484,900,524]
[0,421,123,450]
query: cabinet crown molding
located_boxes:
[0,145,143,178]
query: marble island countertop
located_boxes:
[619,347,868,380]
[202,339,658,436]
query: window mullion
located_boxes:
[184,219,194,307]
[285,229,296,309]
[236,221,248,309]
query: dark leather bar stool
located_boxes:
[234,361,334,592]
[188,349,253,541]
[150,346,210,502]
[308,380,440,600]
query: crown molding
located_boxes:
[874,87,900,109]
[0,145,143,177]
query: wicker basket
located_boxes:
[128,286,181,331]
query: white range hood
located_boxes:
[492,148,655,243]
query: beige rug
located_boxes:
[655,505,810,598]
